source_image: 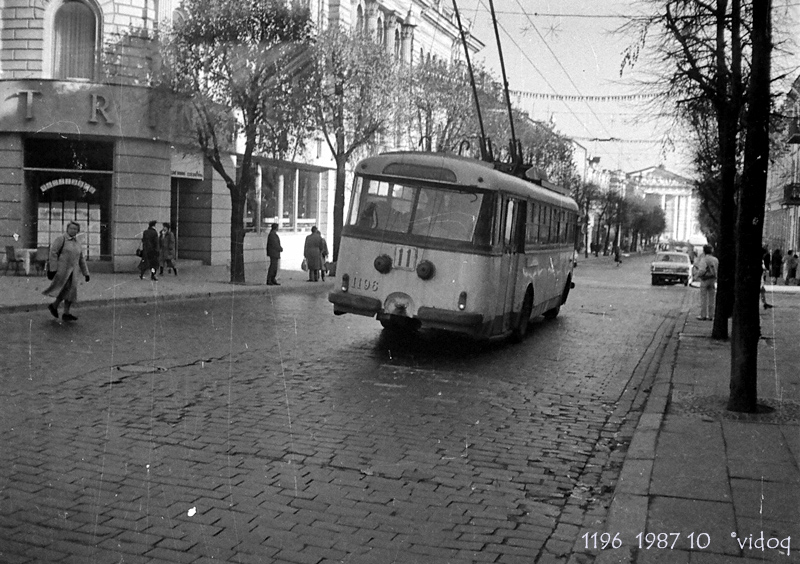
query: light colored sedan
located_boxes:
[650,251,692,286]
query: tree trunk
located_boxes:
[728,0,771,413]
[229,184,247,284]
[331,143,347,262]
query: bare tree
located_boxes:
[622,0,749,340]
[729,0,772,412]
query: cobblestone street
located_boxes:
[1,255,691,563]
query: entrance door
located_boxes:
[497,197,524,331]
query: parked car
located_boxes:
[650,251,692,286]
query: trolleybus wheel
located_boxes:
[511,290,533,343]
[544,278,570,320]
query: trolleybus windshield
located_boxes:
[348,176,494,245]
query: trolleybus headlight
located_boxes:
[458,291,467,310]
[416,260,435,280]
[374,254,393,274]
[341,274,350,292]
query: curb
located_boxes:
[595,306,690,564]
[0,279,335,315]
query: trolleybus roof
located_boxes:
[355,151,578,211]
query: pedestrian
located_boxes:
[303,226,324,282]
[784,250,798,285]
[266,223,282,285]
[140,220,160,281]
[320,236,329,281]
[771,248,783,284]
[760,247,773,309]
[159,222,177,276]
[694,244,719,320]
[43,221,90,322]
[613,245,622,266]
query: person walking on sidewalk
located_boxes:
[694,244,719,320]
[771,248,783,284]
[784,250,798,285]
[43,221,90,322]
[159,222,177,276]
[266,223,283,285]
[140,220,160,281]
[320,236,329,281]
[303,226,324,282]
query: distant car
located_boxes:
[651,251,692,286]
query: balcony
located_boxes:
[787,117,800,144]
[783,183,800,206]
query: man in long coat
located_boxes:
[43,220,90,322]
[303,226,324,282]
[141,220,160,280]
[266,223,283,285]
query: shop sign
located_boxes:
[171,150,204,180]
[39,178,97,194]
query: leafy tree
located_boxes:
[573,183,602,256]
[311,27,399,261]
[402,59,478,153]
[155,0,314,283]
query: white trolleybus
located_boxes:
[328,151,579,341]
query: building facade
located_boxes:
[0,0,481,272]
[764,75,800,255]
[627,165,701,244]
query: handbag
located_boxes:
[46,238,66,280]
[301,258,308,272]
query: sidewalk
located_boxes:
[0,264,331,314]
[598,283,800,563]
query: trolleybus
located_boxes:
[328,151,579,341]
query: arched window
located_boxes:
[356,5,364,34]
[52,0,96,80]
[394,28,401,58]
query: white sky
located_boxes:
[451,0,800,178]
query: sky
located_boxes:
[452,0,800,179]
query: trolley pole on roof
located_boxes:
[452,0,492,163]
[486,0,520,168]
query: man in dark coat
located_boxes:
[304,226,324,282]
[140,220,160,281]
[266,223,283,285]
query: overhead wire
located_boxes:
[473,0,676,171]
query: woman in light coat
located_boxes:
[43,221,90,322]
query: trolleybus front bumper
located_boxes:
[329,292,484,332]
[328,291,382,317]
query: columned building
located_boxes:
[627,165,701,243]
[0,0,482,272]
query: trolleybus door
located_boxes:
[497,197,524,331]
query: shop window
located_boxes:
[52,0,97,80]
[23,138,112,259]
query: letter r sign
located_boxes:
[89,94,115,125]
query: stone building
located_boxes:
[0,0,482,272]
[764,74,800,255]
[627,165,701,244]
